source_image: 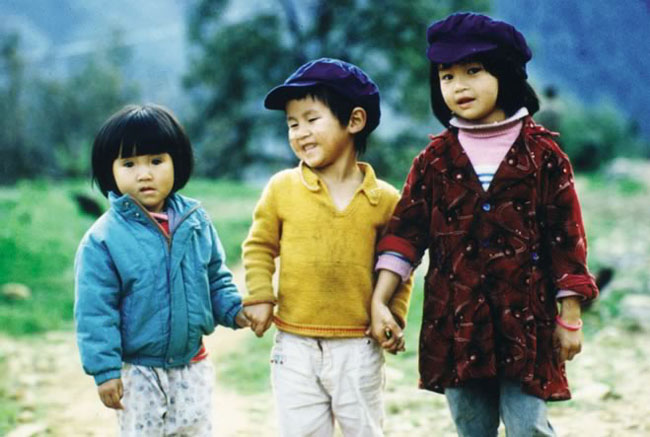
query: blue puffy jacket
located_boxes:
[74,192,242,385]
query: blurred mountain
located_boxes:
[0,0,190,112]
[495,0,650,137]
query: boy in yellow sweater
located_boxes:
[242,58,412,436]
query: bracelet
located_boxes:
[555,315,583,331]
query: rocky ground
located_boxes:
[2,317,650,436]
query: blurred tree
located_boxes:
[31,32,140,178]
[0,31,139,183]
[0,33,43,183]
[184,0,489,179]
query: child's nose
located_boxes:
[136,166,153,180]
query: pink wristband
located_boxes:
[555,315,583,331]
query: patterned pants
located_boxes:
[117,360,214,436]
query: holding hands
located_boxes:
[369,269,406,354]
[370,299,405,354]
[243,303,274,337]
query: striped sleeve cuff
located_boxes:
[375,252,413,282]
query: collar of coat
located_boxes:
[426,116,560,198]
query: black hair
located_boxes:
[430,48,540,127]
[281,85,371,154]
[91,104,194,197]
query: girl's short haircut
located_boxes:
[282,85,371,154]
[430,48,540,127]
[91,104,194,197]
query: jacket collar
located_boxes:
[299,161,381,206]
[437,116,541,197]
[109,192,202,228]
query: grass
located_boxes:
[0,352,19,435]
[0,178,262,336]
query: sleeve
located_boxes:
[377,152,432,265]
[539,146,598,302]
[207,223,243,329]
[241,178,281,305]
[74,235,123,386]
[375,252,413,282]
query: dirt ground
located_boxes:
[3,269,650,436]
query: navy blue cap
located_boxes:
[264,58,381,133]
[426,12,532,65]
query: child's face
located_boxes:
[285,97,354,169]
[112,152,174,212]
[438,61,505,124]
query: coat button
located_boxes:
[531,252,540,262]
[482,202,492,212]
[469,354,477,362]
[508,158,516,166]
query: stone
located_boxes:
[1,283,32,300]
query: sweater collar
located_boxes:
[450,107,529,131]
[299,161,381,206]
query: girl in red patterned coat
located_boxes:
[369,12,598,437]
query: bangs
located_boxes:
[116,113,177,158]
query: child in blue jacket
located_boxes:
[74,103,249,436]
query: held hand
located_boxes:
[369,299,405,354]
[97,378,124,410]
[243,303,274,337]
[234,309,251,328]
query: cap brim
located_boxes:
[263,81,322,110]
[426,40,498,64]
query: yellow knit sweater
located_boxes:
[242,162,412,337]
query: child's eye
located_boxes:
[467,66,483,75]
[152,158,162,165]
[288,123,298,129]
[439,73,453,81]
[123,161,134,168]
[308,117,319,123]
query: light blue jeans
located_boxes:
[445,378,556,437]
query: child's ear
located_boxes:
[347,107,367,134]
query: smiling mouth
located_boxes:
[302,144,317,152]
[457,97,474,106]
[139,187,156,193]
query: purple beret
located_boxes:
[264,58,381,133]
[426,12,532,65]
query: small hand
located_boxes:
[243,303,274,337]
[369,300,405,354]
[552,324,583,362]
[235,309,251,328]
[97,378,124,410]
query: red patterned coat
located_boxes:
[378,118,598,400]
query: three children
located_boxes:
[75,12,597,437]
